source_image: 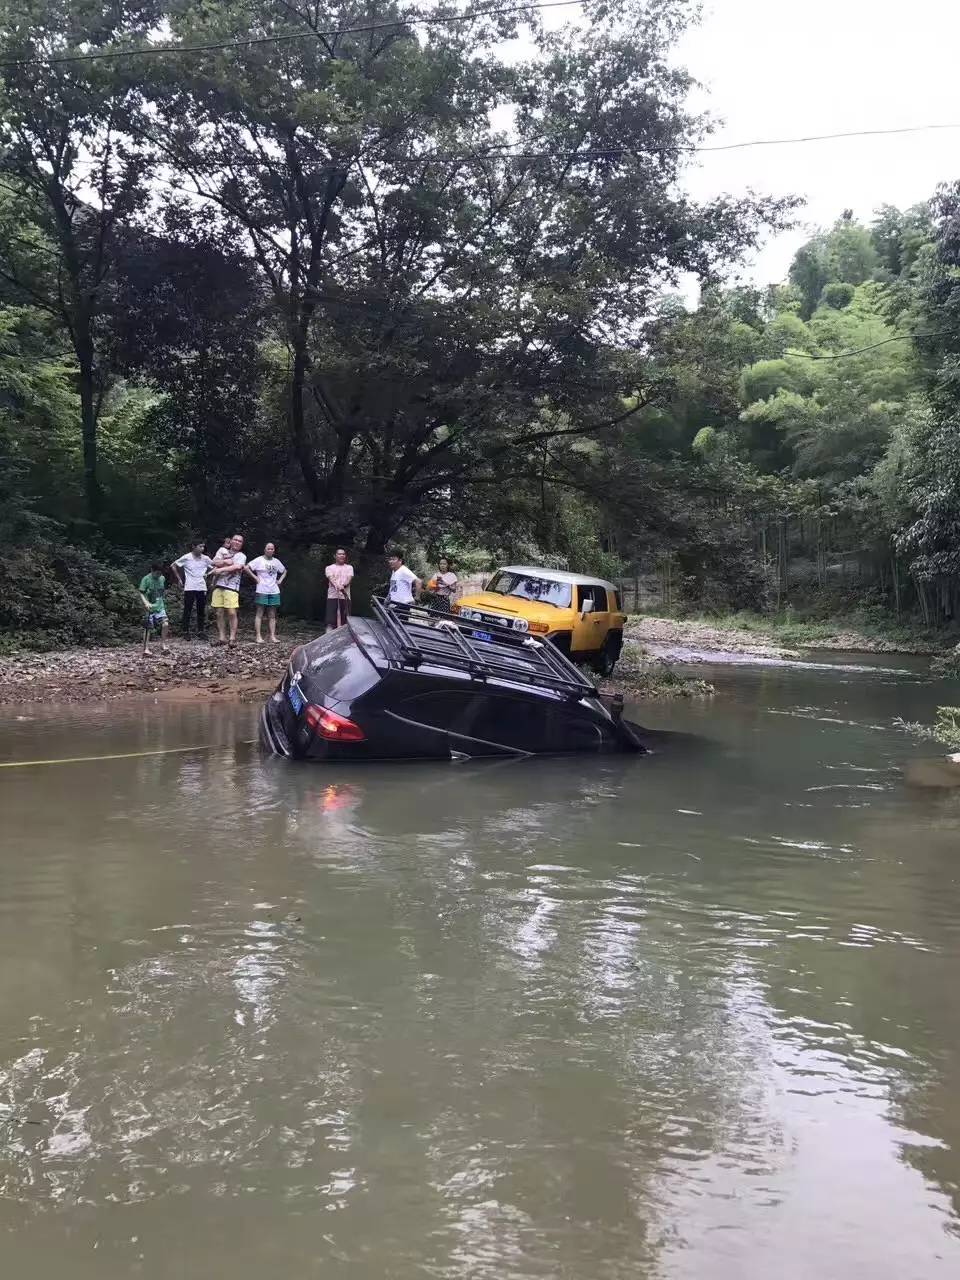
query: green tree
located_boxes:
[827,212,877,286]
[871,203,932,281]
[144,0,788,552]
[895,184,960,615]
[0,0,159,523]
[737,284,920,484]
[787,237,832,321]
[788,214,878,318]
[107,221,269,533]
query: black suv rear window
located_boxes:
[303,627,379,706]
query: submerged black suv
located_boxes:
[260,598,643,762]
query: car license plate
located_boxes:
[287,682,305,713]
[471,629,494,643]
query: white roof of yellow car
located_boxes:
[498,565,617,591]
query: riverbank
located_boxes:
[0,627,712,707]
[0,633,316,707]
[628,613,957,663]
[600,645,714,698]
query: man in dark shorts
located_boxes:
[325,548,354,632]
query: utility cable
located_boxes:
[785,330,960,360]
[694,123,960,154]
[408,122,960,163]
[0,1,583,69]
[28,125,960,168]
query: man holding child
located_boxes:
[210,533,246,646]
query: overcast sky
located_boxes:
[674,0,960,286]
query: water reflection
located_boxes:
[0,674,959,1276]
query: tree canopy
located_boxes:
[2,2,960,644]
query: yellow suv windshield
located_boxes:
[486,571,572,609]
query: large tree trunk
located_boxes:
[777,517,789,607]
[289,326,321,504]
[76,339,101,524]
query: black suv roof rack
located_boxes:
[368,596,596,699]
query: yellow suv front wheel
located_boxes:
[591,631,623,677]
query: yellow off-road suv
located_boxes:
[454,565,627,676]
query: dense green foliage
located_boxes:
[603,201,960,628]
[1,1,959,648]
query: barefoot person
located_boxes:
[245,542,287,644]
[171,538,212,638]
[210,533,245,646]
[138,562,170,656]
[387,550,422,604]
[325,548,354,632]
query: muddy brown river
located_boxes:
[1,656,959,1278]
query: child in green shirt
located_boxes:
[138,562,170,656]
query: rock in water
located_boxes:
[905,756,960,789]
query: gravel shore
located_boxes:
[0,631,316,707]
[8,613,910,709]
[626,616,946,662]
[0,622,712,708]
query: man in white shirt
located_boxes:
[387,551,421,605]
[170,538,213,639]
[325,547,355,632]
[210,532,246,646]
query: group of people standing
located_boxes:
[138,533,289,653]
[136,539,460,656]
[384,553,461,608]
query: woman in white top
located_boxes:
[244,542,287,643]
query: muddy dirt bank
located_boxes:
[0,633,314,707]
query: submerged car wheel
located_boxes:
[592,632,623,677]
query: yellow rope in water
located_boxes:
[0,742,257,769]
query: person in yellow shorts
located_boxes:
[210,533,245,646]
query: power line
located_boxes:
[0,1,583,69]
[165,121,960,169]
[785,331,960,360]
[53,121,960,184]
[425,122,960,162]
[694,123,960,154]
[459,122,960,163]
